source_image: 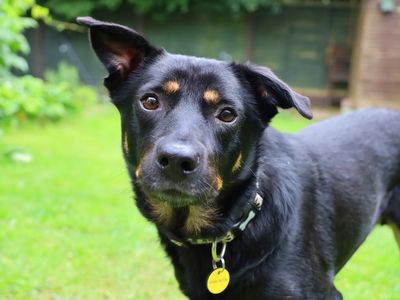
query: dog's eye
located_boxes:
[217,108,237,123]
[140,96,159,110]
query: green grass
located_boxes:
[0,105,399,299]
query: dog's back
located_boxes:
[296,108,400,266]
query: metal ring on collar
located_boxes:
[212,241,227,262]
[212,257,225,270]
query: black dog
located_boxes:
[77,17,400,299]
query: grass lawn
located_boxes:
[0,105,399,299]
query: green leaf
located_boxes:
[31,4,50,19]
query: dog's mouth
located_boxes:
[158,189,197,206]
[149,188,204,208]
[135,156,221,208]
[136,167,221,233]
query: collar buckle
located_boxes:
[233,193,264,233]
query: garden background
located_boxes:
[0,0,399,299]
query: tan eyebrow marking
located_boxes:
[203,89,220,104]
[232,152,242,173]
[162,80,180,94]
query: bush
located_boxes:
[0,0,97,130]
[44,61,81,86]
[0,71,97,128]
[0,1,97,152]
[0,0,36,76]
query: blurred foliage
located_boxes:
[0,0,37,75]
[31,3,83,32]
[0,1,97,145]
[0,63,97,128]
[38,0,282,19]
[37,0,120,19]
[44,61,81,86]
[31,2,50,19]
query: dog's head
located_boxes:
[77,17,312,236]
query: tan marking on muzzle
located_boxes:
[203,89,220,104]
[232,152,242,173]
[184,205,218,235]
[123,132,129,154]
[162,80,180,94]
[135,162,142,178]
[135,151,151,179]
[215,175,223,191]
[148,200,174,225]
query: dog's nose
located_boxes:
[156,142,200,178]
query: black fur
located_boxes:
[78,17,400,299]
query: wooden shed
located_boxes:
[346,0,400,109]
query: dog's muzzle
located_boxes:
[138,138,216,206]
[155,141,202,181]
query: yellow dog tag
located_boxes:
[206,267,230,294]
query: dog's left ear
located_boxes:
[76,16,162,91]
[234,63,313,120]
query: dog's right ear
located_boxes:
[76,17,162,91]
[233,63,312,120]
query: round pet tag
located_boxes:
[206,267,230,294]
